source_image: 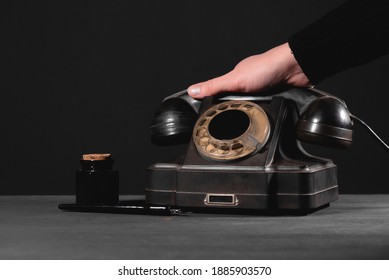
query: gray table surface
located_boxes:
[0,195,388,260]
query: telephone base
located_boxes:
[146,162,338,211]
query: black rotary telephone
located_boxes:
[146,87,388,212]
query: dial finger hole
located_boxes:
[199,136,210,146]
[206,110,217,117]
[206,142,218,153]
[231,142,244,152]
[217,103,229,110]
[218,145,230,154]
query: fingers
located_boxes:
[187,75,230,99]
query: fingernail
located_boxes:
[188,86,201,95]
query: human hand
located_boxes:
[187,43,312,98]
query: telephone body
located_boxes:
[146,87,354,211]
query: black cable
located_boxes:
[351,114,389,151]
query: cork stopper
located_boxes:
[82,153,111,161]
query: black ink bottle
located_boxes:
[76,154,119,205]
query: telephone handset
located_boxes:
[151,87,353,149]
[147,87,387,212]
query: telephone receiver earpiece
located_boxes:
[150,90,200,145]
[296,96,353,148]
[296,93,389,151]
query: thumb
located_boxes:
[187,75,229,99]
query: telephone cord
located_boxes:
[351,114,389,151]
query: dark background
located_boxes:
[1,0,388,195]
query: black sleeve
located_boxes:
[288,0,389,84]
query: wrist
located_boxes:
[282,42,313,87]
